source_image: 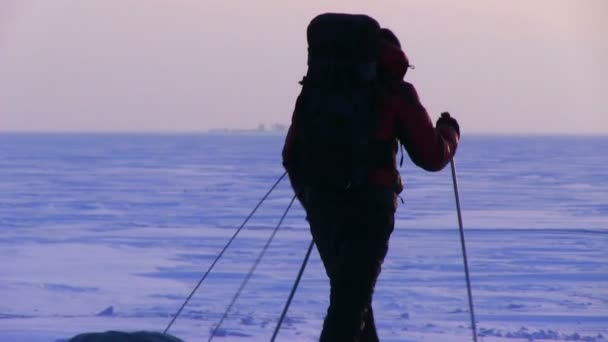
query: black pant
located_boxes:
[304,187,396,342]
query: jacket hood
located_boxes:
[378,41,410,81]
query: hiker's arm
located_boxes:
[282,124,296,171]
[395,82,459,172]
[282,98,307,206]
[282,90,306,170]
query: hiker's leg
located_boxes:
[306,189,344,278]
[304,189,347,341]
[359,305,379,342]
[320,188,396,342]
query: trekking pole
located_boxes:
[271,239,315,342]
[450,159,478,342]
[163,171,287,334]
[208,194,297,342]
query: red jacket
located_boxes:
[283,41,459,193]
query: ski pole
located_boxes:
[271,239,315,341]
[450,159,478,342]
[163,171,287,334]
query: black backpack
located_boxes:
[290,13,385,189]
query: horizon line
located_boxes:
[0,130,606,137]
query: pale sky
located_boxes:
[1,0,606,134]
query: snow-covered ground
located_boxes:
[0,134,606,341]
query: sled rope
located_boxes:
[163,172,287,334]
[208,194,297,342]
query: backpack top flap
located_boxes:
[307,13,380,65]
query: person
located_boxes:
[282,16,460,341]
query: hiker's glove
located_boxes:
[436,112,460,137]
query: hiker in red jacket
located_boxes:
[283,18,460,341]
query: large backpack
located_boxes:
[291,13,387,189]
